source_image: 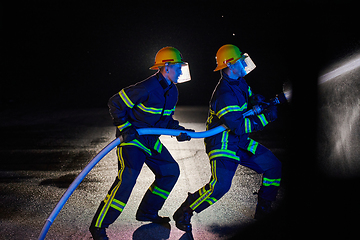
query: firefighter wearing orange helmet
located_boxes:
[89,47,193,240]
[173,44,281,232]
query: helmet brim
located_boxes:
[213,55,247,72]
[149,61,185,70]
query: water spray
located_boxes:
[243,82,292,117]
[318,55,360,84]
[38,125,226,240]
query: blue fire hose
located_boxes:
[38,125,226,240]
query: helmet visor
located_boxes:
[241,53,256,75]
[177,62,191,83]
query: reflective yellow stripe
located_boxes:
[154,139,163,153]
[199,186,207,196]
[247,138,259,154]
[164,106,176,116]
[221,130,229,150]
[257,113,269,126]
[208,149,240,161]
[95,147,125,227]
[137,104,175,116]
[207,109,216,125]
[190,160,218,210]
[110,199,126,212]
[120,139,152,155]
[245,118,252,133]
[137,103,163,114]
[248,86,253,97]
[216,103,247,118]
[117,121,131,132]
[205,197,217,205]
[149,184,170,200]
[119,89,134,108]
[263,178,281,186]
[210,160,218,188]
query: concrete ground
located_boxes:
[0,106,287,240]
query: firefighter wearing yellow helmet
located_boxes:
[173,44,281,231]
[150,46,184,69]
[150,46,191,83]
[89,46,193,240]
[214,44,257,74]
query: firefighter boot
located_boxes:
[254,196,272,220]
[136,208,170,223]
[89,226,109,240]
[136,189,170,223]
[89,202,109,240]
[173,193,194,232]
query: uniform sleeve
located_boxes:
[213,91,269,135]
[167,118,185,130]
[108,84,148,132]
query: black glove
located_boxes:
[250,94,266,106]
[262,106,278,122]
[121,126,138,143]
[176,129,195,142]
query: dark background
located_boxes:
[2,1,360,239]
[2,1,358,109]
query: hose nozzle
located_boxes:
[242,81,292,118]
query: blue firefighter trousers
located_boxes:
[91,144,180,228]
[187,144,281,213]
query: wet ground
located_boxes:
[1,99,359,239]
[0,106,289,240]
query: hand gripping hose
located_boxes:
[38,125,226,240]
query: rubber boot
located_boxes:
[135,189,170,223]
[254,196,272,220]
[173,193,194,232]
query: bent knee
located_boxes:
[271,156,282,170]
[265,152,282,177]
[265,151,282,170]
[169,162,180,179]
[159,162,180,181]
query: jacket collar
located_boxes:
[156,72,172,90]
[222,71,246,86]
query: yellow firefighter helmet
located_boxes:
[150,47,184,70]
[214,44,247,71]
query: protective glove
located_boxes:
[262,106,278,122]
[250,94,266,106]
[176,129,195,142]
[121,126,138,143]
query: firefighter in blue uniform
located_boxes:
[173,44,282,231]
[89,47,193,240]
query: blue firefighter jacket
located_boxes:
[108,72,184,155]
[205,72,271,162]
